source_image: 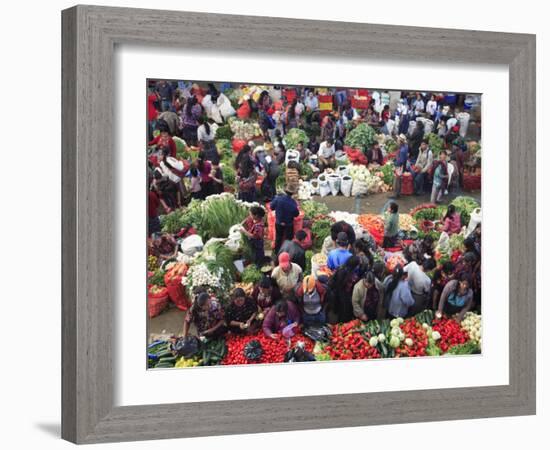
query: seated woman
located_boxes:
[295,275,327,327]
[251,276,282,315]
[441,204,462,235]
[182,292,226,339]
[262,299,301,339]
[436,272,474,322]
[225,288,259,335]
[151,233,179,262]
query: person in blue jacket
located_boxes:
[327,232,352,271]
[269,184,300,254]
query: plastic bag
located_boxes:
[436,231,450,254]
[336,165,350,177]
[285,149,300,166]
[282,323,298,339]
[309,179,320,196]
[340,175,353,197]
[243,340,263,361]
[466,207,482,236]
[327,174,341,196]
[318,175,331,197]
[180,234,204,256]
[303,325,332,342]
[172,336,201,358]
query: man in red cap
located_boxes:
[271,252,303,295]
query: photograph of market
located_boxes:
[147,81,482,368]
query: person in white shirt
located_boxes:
[446,115,458,131]
[426,94,438,118]
[413,93,425,115]
[317,138,336,171]
[404,258,436,316]
[304,91,319,111]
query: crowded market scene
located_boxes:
[146,80,482,368]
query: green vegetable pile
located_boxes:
[215,125,234,140]
[285,128,309,149]
[304,250,313,275]
[446,341,481,355]
[344,123,377,150]
[200,339,227,366]
[413,207,439,221]
[384,138,398,154]
[311,217,333,251]
[380,162,395,185]
[300,200,329,219]
[241,264,263,284]
[450,196,480,225]
[148,341,176,369]
[300,161,314,180]
[427,133,444,155]
[148,268,166,287]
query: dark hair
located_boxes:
[234,145,252,170]
[444,204,456,221]
[259,276,272,289]
[385,265,405,300]
[274,300,288,314]
[297,141,304,146]
[456,272,472,289]
[389,202,399,214]
[327,138,334,145]
[423,258,436,271]
[197,152,207,172]
[345,255,360,271]
[295,229,307,241]
[463,237,477,254]
[196,292,210,308]
[287,160,300,170]
[190,167,198,177]
[442,261,455,273]
[421,138,429,145]
[232,288,246,300]
[364,271,376,285]
[198,116,210,135]
[186,95,197,116]
[250,206,265,218]
[372,261,385,279]
[153,171,163,180]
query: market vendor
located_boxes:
[322,220,357,255]
[269,185,299,254]
[240,206,266,267]
[225,288,259,335]
[367,141,384,167]
[404,259,435,316]
[352,271,382,322]
[183,292,226,338]
[436,272,474,322]
[271,252,303,295]
[390,134,409,198]
[148,120,176,158]
[327,232,352,271]
[431,261,455,310]
[295,275,327,327]
[403,235,435,264]
[151,233,179,262]
[383,265,415,319]
[262,299,301,339]
[430,150,449,204]
[441,204,462,234]
[277,229,308,271]
[251,276,282,314]
[383,202,400,248]
[318,137,336,172]
[412,139,433,195]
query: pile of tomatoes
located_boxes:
[432,317,470,353]
[324,320,380,360]
[395,318,428,358]
[221,332,314,365]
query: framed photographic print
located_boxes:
[62,5,536,444]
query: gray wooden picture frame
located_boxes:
[61,4,536,444]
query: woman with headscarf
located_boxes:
[225,288,259,335]
[295,275,327,327]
